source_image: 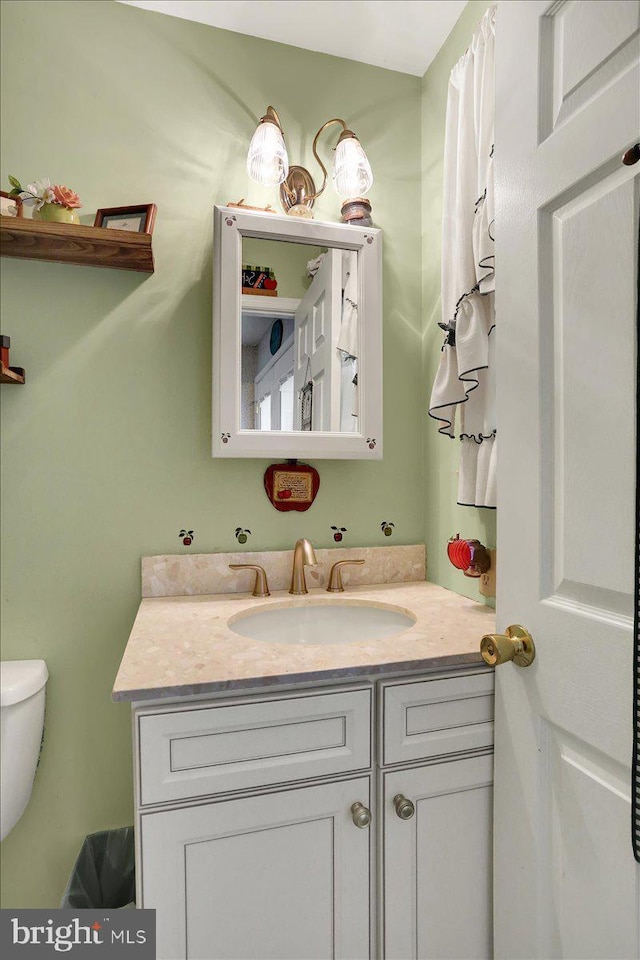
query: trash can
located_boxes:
[61,827,136,909]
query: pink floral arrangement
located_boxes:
[7,175,82,211]
[51,184,82,209]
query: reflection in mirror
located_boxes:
[241,237,359,433]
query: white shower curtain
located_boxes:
[428,6,497,509]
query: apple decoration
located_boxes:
[447,534,490,578]
[380,521,395,537]
[263,462,320,513]
[235,527,251,545]
[263,277,277,291]
[331,526,347,543]
[179,529,194,546]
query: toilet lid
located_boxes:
[0,660,48,706]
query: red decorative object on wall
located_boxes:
[447,534,491,578]
[264,462,320,512]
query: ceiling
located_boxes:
[119,0,467,76]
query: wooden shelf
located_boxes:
[241,295,300,315]
[241,286,277,297]
[0,217,154,273]
[1,363,25,384]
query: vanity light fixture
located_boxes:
[246,105,373,222]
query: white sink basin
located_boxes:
[229,601,416,645]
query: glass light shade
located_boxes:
[332,136,373,199]
[246,120,289,187]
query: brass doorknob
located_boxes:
[480,624,535,667]
[393,794,415,820]
[351,802,371,828]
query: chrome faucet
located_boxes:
[289,538,317,595]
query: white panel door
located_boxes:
[254,342,294,430]
[383,754,493,960]
[294,249,343,431]
[494,2,639,957]
[141,776,371,960]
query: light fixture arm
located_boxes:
[307,118,352,201]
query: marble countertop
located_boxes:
[113,581,496,702]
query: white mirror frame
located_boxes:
[212,205,382,460]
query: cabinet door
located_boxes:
[383,755,493,960]
[141,776,371,960]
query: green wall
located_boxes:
[0,0,423,906]
[242,238,322,298]
[421,0,497,600]
[1,0,497,908]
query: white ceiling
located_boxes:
[119,0,467,76]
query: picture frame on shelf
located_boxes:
[94,203,156,234]
[0,191,23,218]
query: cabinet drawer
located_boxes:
[137,687,372,805]
[381,671,494,765]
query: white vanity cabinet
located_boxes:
[382,757,493,960]
[135,686,374,960]
[141,777,371,960]
[379,672,494,960]
[133,669,494,960]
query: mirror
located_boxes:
[213,205,382,459]
[241,238,359,434]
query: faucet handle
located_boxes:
[229,564,271,598]
[327,559,365,593]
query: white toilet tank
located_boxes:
[1,660,48,841]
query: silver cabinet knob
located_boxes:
[393,794,415,820]
[351,801,371,828]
